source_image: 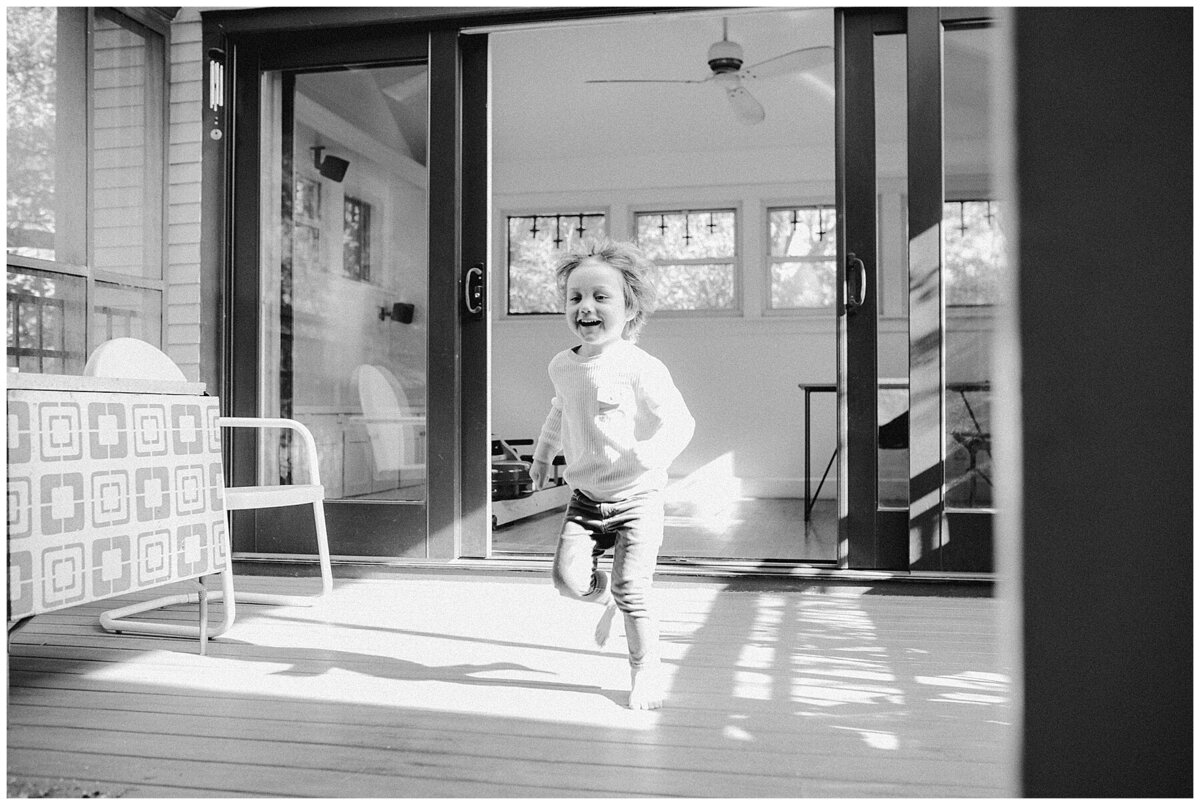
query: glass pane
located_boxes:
[91,10,164,279]
[769,206,836,258]
[944,25,1000,509]
[653,263,735,311]
[769,207,837,309]
[506,212,606,314]
[771,260,835,308]
[875,32,909,507]
[6,7,87,266]
[92,282,161,346]
[260,64,429,509]
[944,199,1004,306]
[636,210,735,261]
[6,268,86,375]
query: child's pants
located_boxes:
[552,489,664,667]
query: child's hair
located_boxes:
[554,239,658,342]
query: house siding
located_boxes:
[166,9,205,382]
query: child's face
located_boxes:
[565,259,635,356]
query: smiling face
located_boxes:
[565,259,636,357]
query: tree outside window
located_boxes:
[944,200,1004,306]
[506,212,606,314]
[635,209,737,312]
[768,206,837,310]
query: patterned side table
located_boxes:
[7,373,229,626]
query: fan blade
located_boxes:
[725,85,765,125]
[741,46,834,80]
[585,77,710,85]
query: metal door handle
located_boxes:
[846,253,867,313]
[463,264,484,318]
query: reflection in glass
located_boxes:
[6,7,86,265]
[91,10,165,280]
[945,24,999,509]
[875,32,910,507]
[260,64,429,505]
[92,282,162,345]
[6,269,86,375]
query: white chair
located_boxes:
[354,364,426,478]
[83,338,333,644]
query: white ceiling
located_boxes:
[490,8,838,164]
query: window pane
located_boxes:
[92,281,162,347]
[7,7,87,265]
[944,200,1004,306]
[507,213,605,314]
[636,210,735,261]
[653,263,735,311]
[7,268,86,374]
[636,210,737,311]
[769,207,836,258]
[771,260,836,309]
[91,10,164,279]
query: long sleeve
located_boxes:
[633,359,695,470]
[532,395,563,465]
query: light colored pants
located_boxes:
[552,489,664,667]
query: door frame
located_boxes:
[202,15,490,561]
[835,7,996,572]
[201,6,670,564]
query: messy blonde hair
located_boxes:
[554,239,658,342]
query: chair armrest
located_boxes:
[216,416,323,486]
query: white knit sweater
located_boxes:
[533,339,695,502]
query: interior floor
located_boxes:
[492,497,837,562]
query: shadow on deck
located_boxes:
[7,571,1013,797]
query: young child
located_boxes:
[530,239,695,710]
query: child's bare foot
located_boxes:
[628,661,665,710]
[594,601,619,646]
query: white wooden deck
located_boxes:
[7,571,1014,797]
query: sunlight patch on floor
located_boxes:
[831,725,901,750]
[83,647,664,730]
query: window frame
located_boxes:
[762,200,838,317]
[631,203,743,318]
[6,6,171,374]
[500,205,611,318]
[943,195,1002,310]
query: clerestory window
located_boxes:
[634,208,738,312]
[767,205,837,310]
[506,212,607,315]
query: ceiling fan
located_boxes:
[585,19,834,125]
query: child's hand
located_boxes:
[530,459,552,490]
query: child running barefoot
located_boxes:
[531,239,695,710]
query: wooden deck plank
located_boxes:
[7,571,1012,798]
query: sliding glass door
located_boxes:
[836,8,1001,571]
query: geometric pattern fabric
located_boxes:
[7,388,228,620]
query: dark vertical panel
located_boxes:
[835,11,880,568]
[905,8,945,570]
[426,30,462,560]
[1013,8,1192,796]
[226,42,263,551]
[199,24,228,398]
[459,32,491,558]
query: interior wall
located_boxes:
[491,170,914,497]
